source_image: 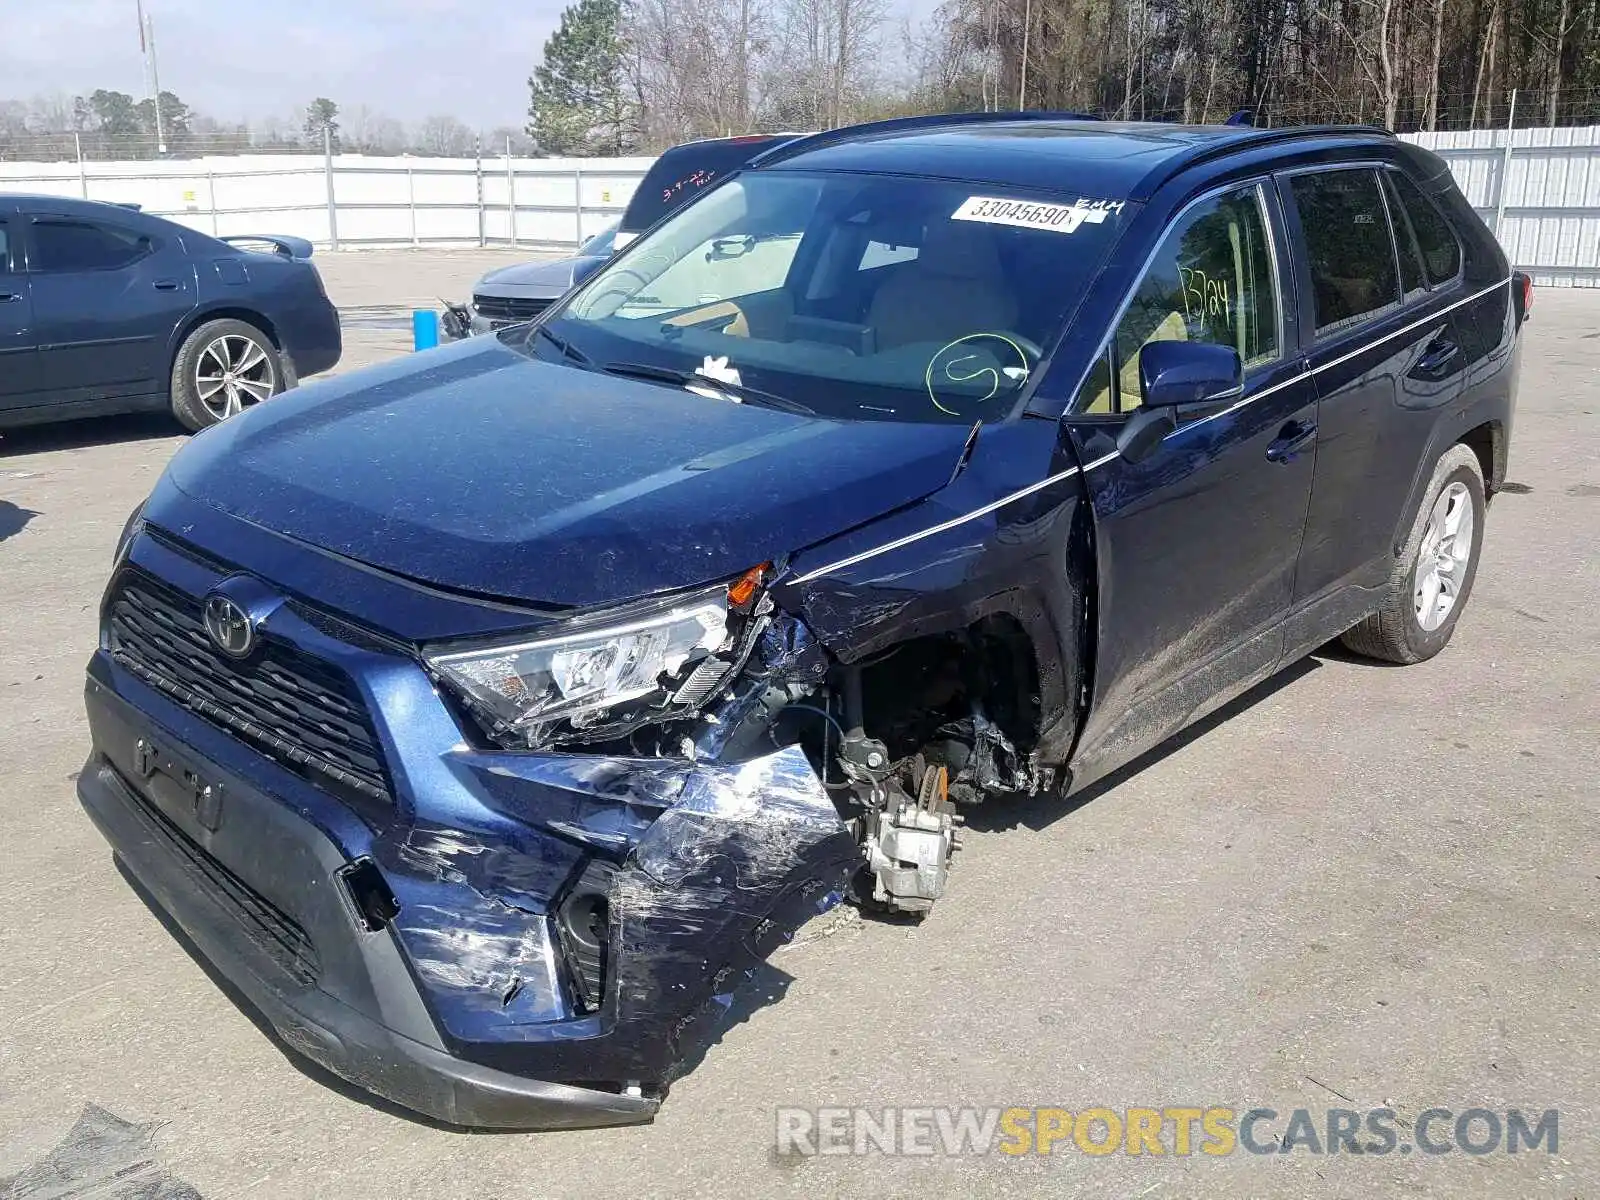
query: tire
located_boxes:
[169,318,284,432]
[1341,443,1486,664]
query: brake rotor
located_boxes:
[917,760,950,814]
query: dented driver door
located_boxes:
[1060,180,1317,790]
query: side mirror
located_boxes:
[1137,340,1243,409]
[1114,341,1243,464]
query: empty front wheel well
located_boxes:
[852,614,1042,767]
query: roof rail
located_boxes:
[1133,123,1399,199]
[746,110,1100,168]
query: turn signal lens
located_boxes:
[728,563,769,610]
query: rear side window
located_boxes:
[0,221,10,271]
[1083,183,1279,414]
[1386,170,1462,286]
[1290,169,1400,334]
[30,219,152,273]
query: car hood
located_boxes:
[168,336,971,608]
[475,255,600,297]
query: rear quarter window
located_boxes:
[1386,169,1463,286]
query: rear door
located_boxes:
[1060,179,1319,787]
[1283,165,1472,639]
[25,210,197,404]
[0,215,42,412]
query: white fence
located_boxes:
[1408,127,1600,286]
[2,128,1598,285]
[0,153,653,251]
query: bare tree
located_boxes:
[416,114,475,157]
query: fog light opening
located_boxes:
[337,858,400,932]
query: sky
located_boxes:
[6,0,931,133]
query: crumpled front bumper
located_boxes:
[79,650,857,1129]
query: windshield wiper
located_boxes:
[532,324,592,366]
[599,361,817,416]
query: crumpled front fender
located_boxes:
[368,743,857,1092]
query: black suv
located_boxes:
[79,113,1523,1129]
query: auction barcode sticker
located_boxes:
[951,195,1126,233]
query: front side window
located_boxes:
[1386,170,1462,286]
[1081,184,1279,414]
[30,219,152,273]
[1290,169,1401,334]
[0,221,10,271]
[542,172,1131,423]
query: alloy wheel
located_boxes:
[196,334,275,421]
[1413,481,1474,632]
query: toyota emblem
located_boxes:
[203,593,256,658]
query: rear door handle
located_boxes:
[153,278,180,291]
[1266,420,1317,463]
[1415,336,1460,375]
[0,291,22,302]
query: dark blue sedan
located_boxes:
[0,194,340,431]
[78,113,1524,1129]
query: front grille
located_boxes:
[472,293,551,324]
[116,766,320,986]
[108,570,391,805]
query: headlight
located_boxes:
[425,589,731,749]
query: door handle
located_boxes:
[153,278,181,291]
[0,291,22,302]
[1266,420,1317,463]
[1415,336,1460,375]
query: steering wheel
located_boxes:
[971,331,1043,360]
[924,332,1043,416]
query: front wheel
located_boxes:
[170,318,284,431]
[1341,443,1486,664]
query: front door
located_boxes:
[1059,180,1318,788]
[0,215,41,412]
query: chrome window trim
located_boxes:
[791,275,1510,584]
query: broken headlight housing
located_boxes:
[424,588,731,750]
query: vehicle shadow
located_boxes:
[0,412,182,457]
[0,500,39,542]
[966,654,1324,834]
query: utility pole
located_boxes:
[137,0,167,154]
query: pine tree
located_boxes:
[526,0,640,156]
[303,97,340,150]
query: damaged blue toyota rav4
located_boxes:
[80,113,1525,1129]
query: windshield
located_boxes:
[534,170,1132,424]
